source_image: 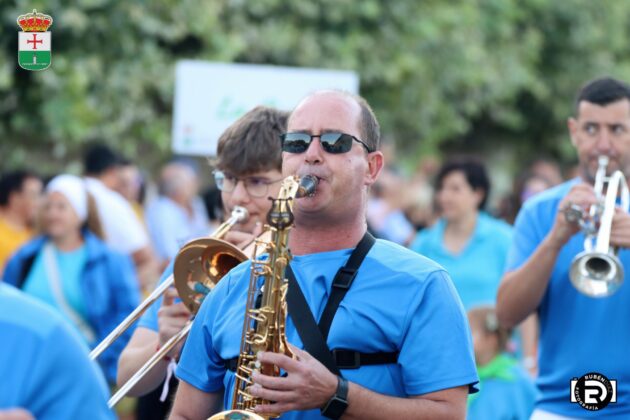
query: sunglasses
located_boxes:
[281,132,374,154]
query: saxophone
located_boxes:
[209,175,318,420]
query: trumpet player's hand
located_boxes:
[610,208,630,248]
[157,287,191,359]
[551,183,598,249]
[250,344,338,414]
[224,222,263,249]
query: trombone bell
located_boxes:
[173,238,248,313]
[570,251,624,297]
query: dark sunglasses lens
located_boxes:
[321,133,352,154]
[282,133,310,153]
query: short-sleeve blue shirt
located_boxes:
[410,212,513,309]
[0,283,114,420]
[507,179,630,418]
[137,259,175,332]
[176,239,479,419]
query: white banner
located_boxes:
[171,61,360,156]
[18,32,51,51]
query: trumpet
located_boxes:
[565,156,629,297]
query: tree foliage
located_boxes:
[2,0,630,173]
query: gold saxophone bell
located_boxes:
[565,156,629,297]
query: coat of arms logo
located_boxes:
[17,9,53,71]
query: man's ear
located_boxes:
[365,151,384,186]
[568,117,579,148]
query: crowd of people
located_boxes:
[1,76,629,419]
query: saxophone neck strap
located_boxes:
[286,232,376,376]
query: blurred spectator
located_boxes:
[145,161,210,265]
[0,283,114,419]
[528,158,563,187]
[466,305,537,420]
[410,157,512,309]
[83,143,157,289]
[499,165,559,225]
[0,171,42,274]
[3,174,140,383]
[115,158,146,223]
[367,169,416,245]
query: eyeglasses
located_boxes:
[213,170,283,198]
[280,132,374,154]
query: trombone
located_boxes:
[90,205,249,361]
[565,156,629,297]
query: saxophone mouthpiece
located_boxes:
[297,175,318,198]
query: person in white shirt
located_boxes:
[83,143,157,289]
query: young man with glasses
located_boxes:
[170,91,478,420]
[116,106,288,419]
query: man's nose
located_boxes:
[304,138,324,164]
[230,180,250,204]
[596,128,613,153]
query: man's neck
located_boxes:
[288,217,368,255]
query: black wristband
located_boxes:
[320,376,349,419]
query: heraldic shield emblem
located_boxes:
[17,10,53,71]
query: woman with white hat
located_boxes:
[3,174,140,384]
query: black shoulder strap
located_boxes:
[318,232,375,340]
[286,232,375,376]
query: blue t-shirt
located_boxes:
[0,283,114,420]
[22,244,89,335]
[137,259,175,332]
[467,354,537,420]
[507,179,630,418]
[410,212,513,309]
[176,239,479,419]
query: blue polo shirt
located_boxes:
[507,179,630,418]
[0,283,114,420]
[176,239,479,419]
[410,212,512,309]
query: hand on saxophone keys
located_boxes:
[249,344,339,415]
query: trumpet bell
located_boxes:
[174,238,248,313]
[569,251,624,297]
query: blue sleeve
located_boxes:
[137,259,175,332]
[99,252,141,384]
[2,253,21,286]
[399,270,479,395]
[505,203,544,273]
[175,275,230,393]
[27,322,115,420]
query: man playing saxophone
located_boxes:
[170,90,479,419]
[497,77,630,419]
[116,106,289,418]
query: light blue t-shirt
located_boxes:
[507,179,630,418]
[0,283,114,420]
[467,354,537,420]
[22,244,88,320]
[410,212,512,309]
[137,259,175,332]
[176,239,479,419]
